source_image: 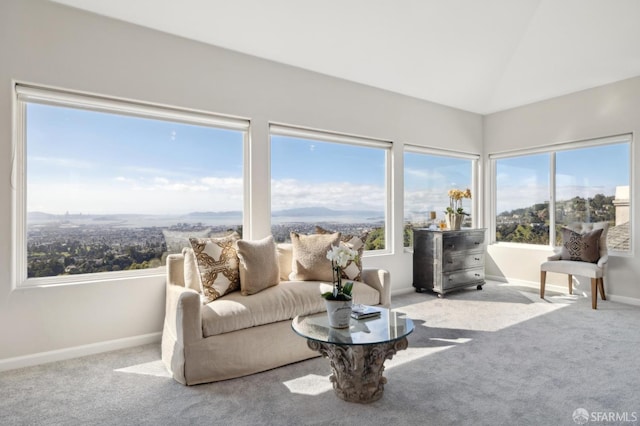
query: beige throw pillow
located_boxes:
[237,235,280,295]
[289,232,341,281]
[276,243,293,281]
[316,226,367,281]
[182,247,202,292]
[560,227,603,263]
[189,232,241,303]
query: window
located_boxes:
[15,84,248,285]
[492,136,631,251]
[495,154,550,245]
[270,125,390,251]
[404,147,477,248]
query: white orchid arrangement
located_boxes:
[322,243,358,301]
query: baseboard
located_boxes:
[486,275,640,307]
[607,294,640,307]
[391,286,415,297]
[0,332,162,372]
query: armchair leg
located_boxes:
[591,278,597,309]
[540,271,546,299]
[598,277,606,301]
[568,274,573,295]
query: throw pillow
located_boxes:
[189,232,241,303]
[182,247,202,292]
[276,243,293,281]
[316,226,368,281]
[289,231,341,281]
[560,227,603,263]
[237,235,280,295]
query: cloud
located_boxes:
[271,178,385,211]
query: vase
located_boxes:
[446,213,463,230]
[324,299,353,328]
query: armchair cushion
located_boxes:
[560,227,603,263]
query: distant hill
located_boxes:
[28,207,383,222]
[185,211,242,218]
[272,207,382,218]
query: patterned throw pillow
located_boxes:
[560,228,603,263]
[189,232,241,303]
[316,226,368,281]
[289,232,341,281]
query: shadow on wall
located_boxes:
[484,253,506,281]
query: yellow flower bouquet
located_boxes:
[446,188,472,216]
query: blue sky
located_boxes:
[27,104,244,214]
[270,135,386,211]
[404,153,472,221]
[496,144,629,214]
[26,103,629,218]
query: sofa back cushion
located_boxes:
[289,232,341,281]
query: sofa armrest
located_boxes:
[165,283,203,345]
[361,268,391,308]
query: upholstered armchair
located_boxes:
[540,222,609,309]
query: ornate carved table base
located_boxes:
[307,338,409,403]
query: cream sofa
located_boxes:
[161,243,391,385]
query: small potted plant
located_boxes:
[322,244,357,328]
[445,188,471,230]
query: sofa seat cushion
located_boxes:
[201,280,380,337]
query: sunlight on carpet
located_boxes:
[283,345,457,396]
[114,360,172,378]
[395,287,571,333]
[283,374,333,395]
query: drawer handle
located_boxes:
[475,273,481,277]
[474,257,480,261]
[474,241,480,245]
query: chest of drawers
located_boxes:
[412,228,486,296]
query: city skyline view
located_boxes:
[22,100,631,278]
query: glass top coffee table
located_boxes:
[292,306,414,403]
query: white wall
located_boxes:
[0,0,482,366]
[484,76,640,302]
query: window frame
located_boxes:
[12,83,250,288]
[403,145,480,251]
[489,134,633,254]
[269,123,393,254]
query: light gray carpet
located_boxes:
[2,281,639,426]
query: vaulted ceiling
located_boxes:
[51,0,640,114]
